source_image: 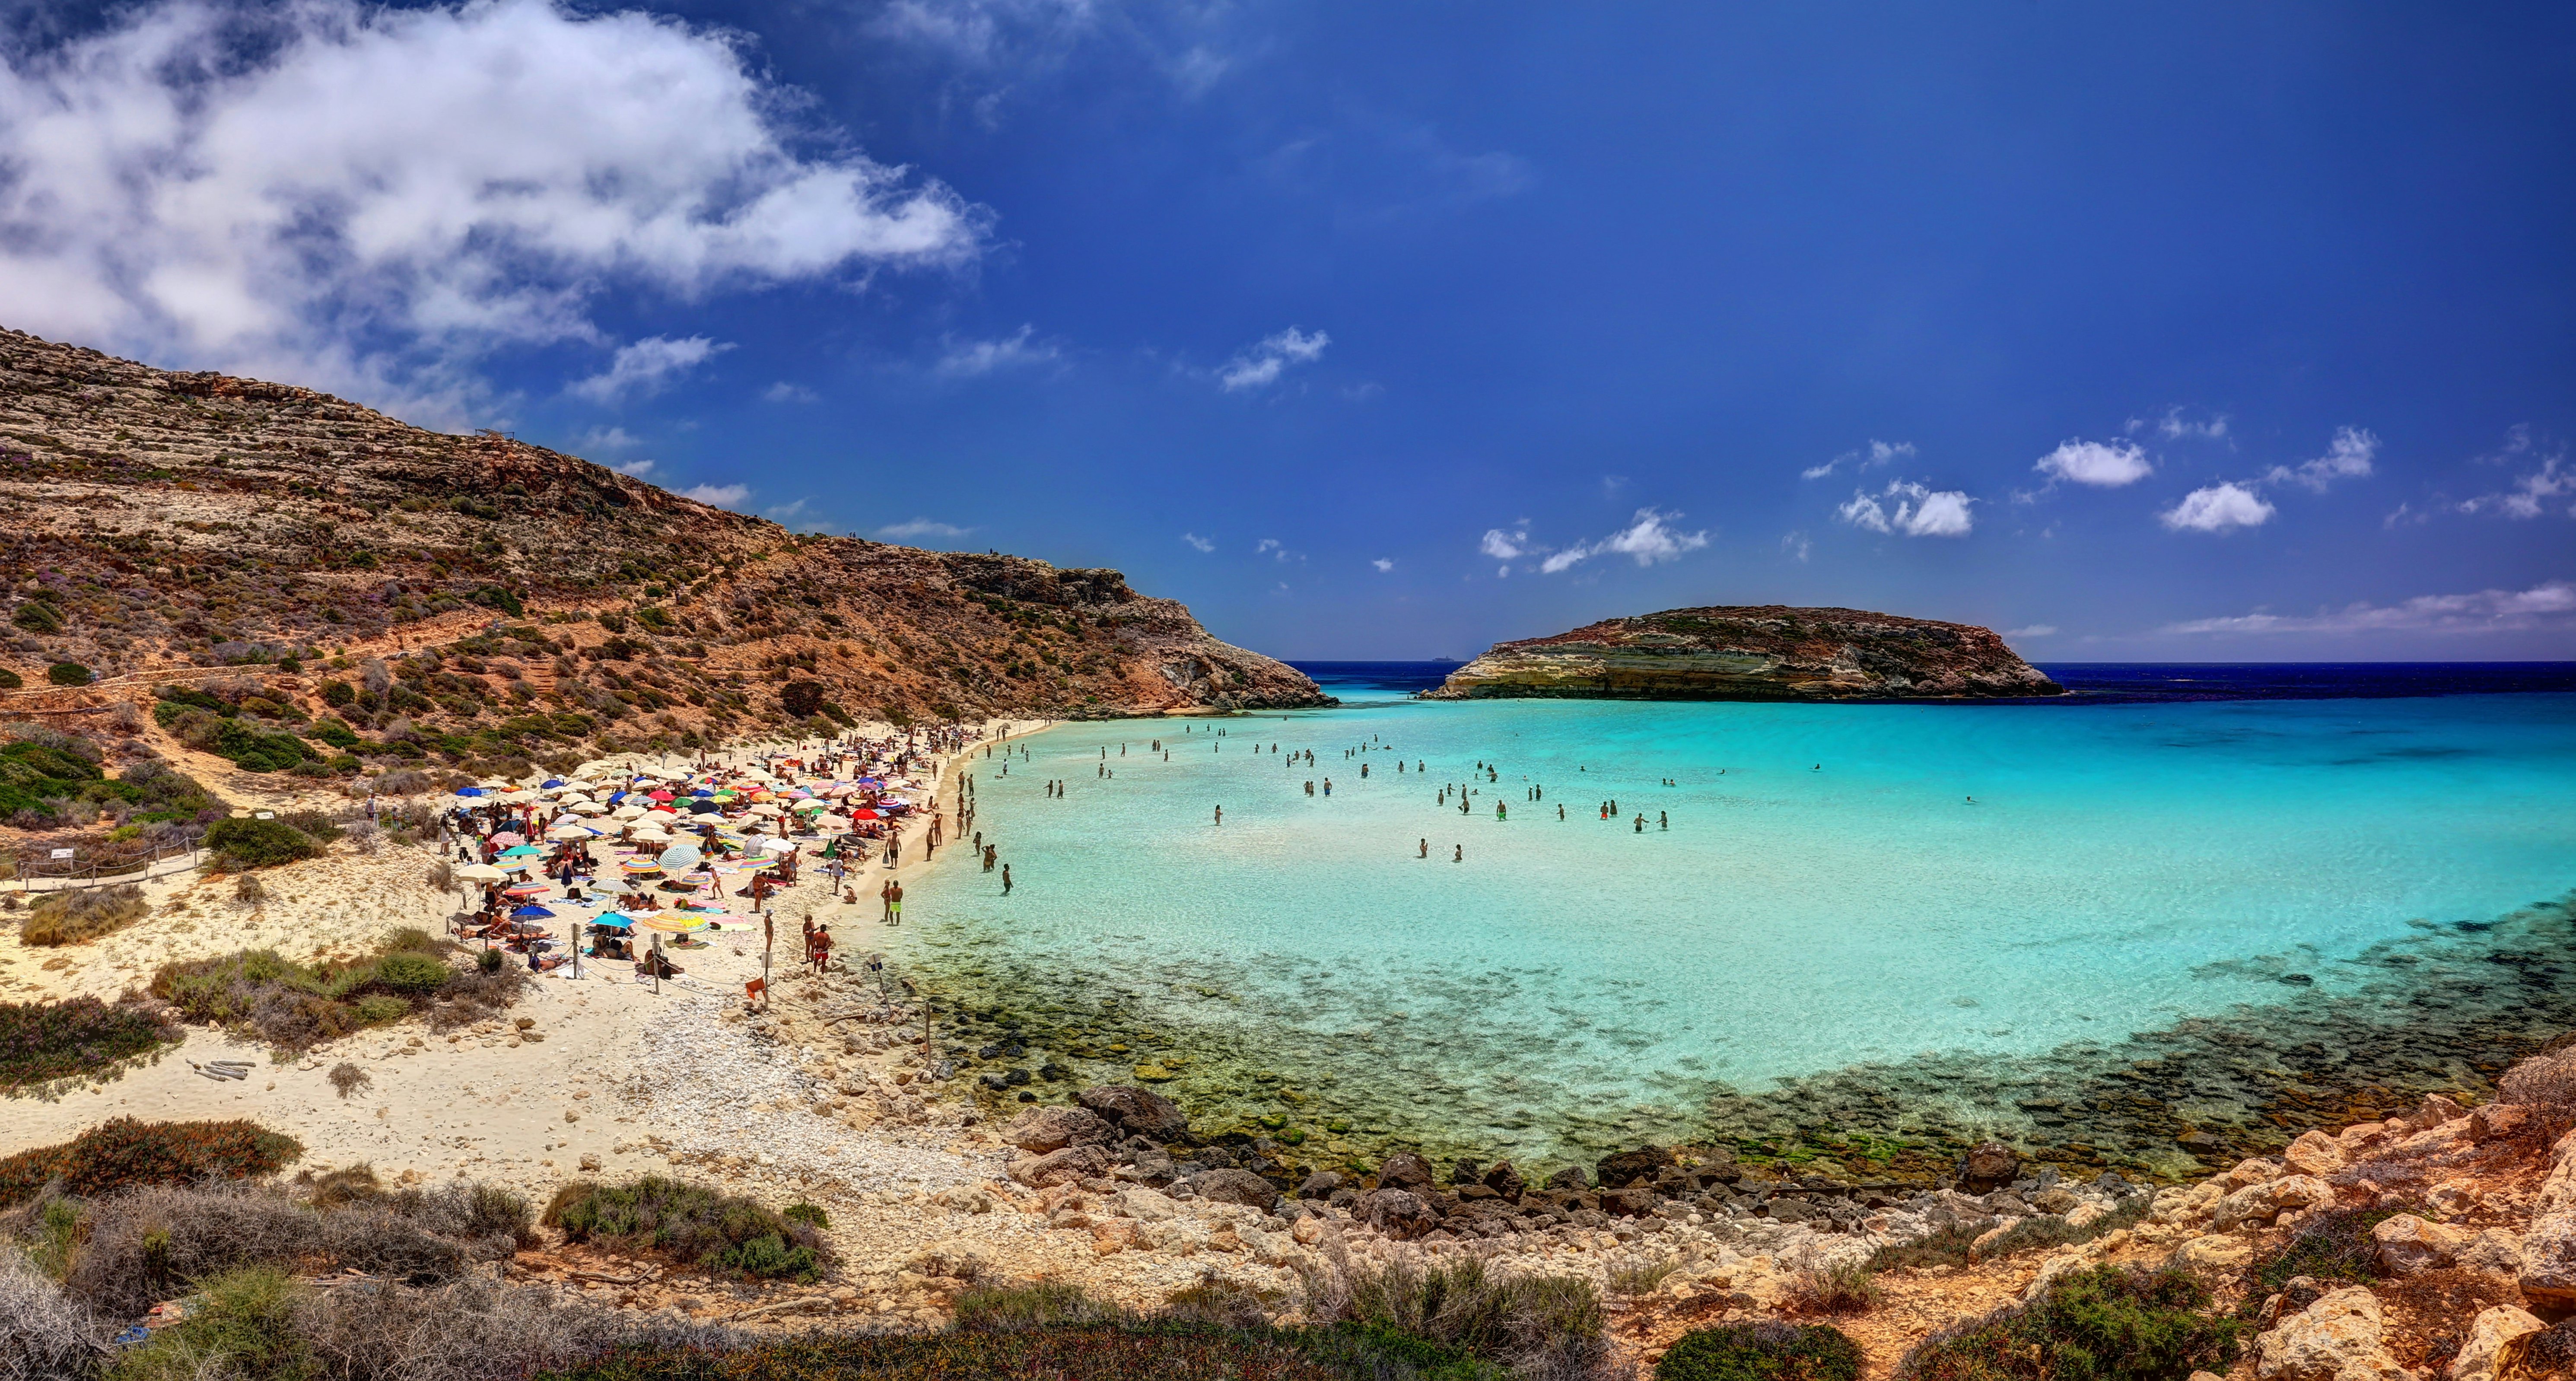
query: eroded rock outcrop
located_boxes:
[1423,605,2061,702]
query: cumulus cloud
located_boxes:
[608,458,657,477]
[1479,526,1530,560]
[761,382,819,404]
[2034,438,2153,488]
[1539,508,1712,573]
[935,324,1061,377]
[1218,326,1328,391]
[1371,557,1394,572]
[680,483,750,508]
[1838,480,1975,537]
[2160,481,2275,532]
[2163,581,2576,636]
[2156,409,2229,440]
[0,0,984,424]
[1781,531,1812,562]
[1803,439,1912,480]
[2264,426,2378,492]
[876,517,972,540]
[1181,532,1215,553]
[569,336,730,404]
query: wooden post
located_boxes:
[762,913,773,1008]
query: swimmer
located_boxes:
[1453,844,1463,863]
[1214,805,1223,826]
[1418,838,1428,858]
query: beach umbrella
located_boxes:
[648,789,675,803]
[502,790,537,804]
[642,808,679,823]
[686,799,719,815]
[490,831,526,846]
[541,778,566,789]
[455,864,507,883]
[612,804,646,820]
[547,824,591,841]
[571,802,606,815]
[591,912,636,929]
[454,786,487,799]
[498,844,543,858]
[850,808,881,821]
[633,912,709,934]
[656,843,703,869]
[510,904,557,920]
[502,882,546,898]
[760,837,798,855]
[691,788,715,798]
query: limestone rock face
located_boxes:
[2255,1287,2406,1381]
[1008,1143,1113,1189]
[2283,1130,2347,1178]
[1361,1188,1438,1240]
[1184,1169,1282,1214]
[2213,1174,2335,1231]
[2370,1214,2468,1276]
[1077,1085,1192,1142]
[1422,606,2063,703]
[2517,1211,2576,1306]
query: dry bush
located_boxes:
[954,1280,1131,1332]
[423,860,455,893]
[1158,1271,1275,1329]
[0,1245,105,1381]
[293,1276,733,1381]
[329,1063,372,1100]
[21,886,146,947]
[1605,1254,1682,1297]
[234,871,267,906]
[2500,1044,2576,1142]
[1310,1254,1621,1381]
[1786,1261,1883,1317]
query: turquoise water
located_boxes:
[894,682,2576,1172]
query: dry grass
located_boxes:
[1785,1261,1883,1317]
[2500,1044,2576,1142]
[1306,1255,1621,1381]
[330,1061,373,1099]
[20,886,146,947]
[1605,1254,1683,1297]
[0,1246,105,1381]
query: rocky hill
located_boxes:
[0,328,1325,780]
[1424,605,2062,702]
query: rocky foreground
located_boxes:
[1425,605,2063,702]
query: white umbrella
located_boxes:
[547,823,592,841]
[612,804,646,820]
[570,801,606,816]
[642,808,679,823]
[760,837,798,854]
[455,863,507,883]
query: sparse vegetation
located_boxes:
[329,1061,372,1099]
[2246,1207,2406,1292]
[1895,1265,2241,1381]
[204,815,324,869]
[0,994,178,1094]
[150,930,524,1051]
[1607,1254,1684,1296]
[1658,1321,1864,1381]
[0,1117,301,1209]
[542,1176,834,1282]
[1785,1261,1883,1317]
[20,885,148,946]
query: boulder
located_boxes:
[1296,1171,1343,1200]
[1376,1152,1436,1193]
[1448,1158,1482,1186]
[1546,1164,1591,1191]
[1361,1188,1439,1240]
[2516,1210,2576,1308]
[909,1240,990,1280]
[1008,1144,1113,1189]
[2369,1214,2467,1276]
[2447,1306,2542,1381]
[1004,1104,1117,1155]
[2255,1286,2404,1381]
[1115,1187,1181,1222]
[1600,1187,1657,1219]
[2536,1130,2576,1215]
[2468,1102,2532,1145]
[1077,1085,1192,1142]
[2225,1158,2287,1190]
[1957,1141,2019,1193]
[2212,1174,2334,1231]
[1186,1168,1282,1214]
[1597,1145,1676,1189]
[2458,1228,2524,1279]
[1482,1160,1526,1202]
[2282,1130,2345,1178]
[2406,1093,2467,1130]
[2173,1234,2254,1275]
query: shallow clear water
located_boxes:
[894,674,2576,1171]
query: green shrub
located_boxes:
[540,1329,1352,1381]
[208,719,310,772]
[368,952,451,993]
[205,817,321,869]
[954,1281,1129,1332]
[782,1201,830,1229]
[46,662,92,686]
[152,935,515,1051]
[0,994,178,1093]
[307,716,360,748]
[318,680,356,707]
[22,884,148,945]
[0,668,19,688]
[0,1117,301,1208]
[352,995,409,1025]
[1660,1322,1864,1381]
[2248,1208,2404,1292]
[542,1176,834,1282]
[1333,1257,1607,1378]
[13,600,62,632]
[275,809,343,843]
[106,1266,308,1381]
[1895,1265,2241,1381]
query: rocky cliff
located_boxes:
[0,328,1325,770]
[1423,605,2061,702]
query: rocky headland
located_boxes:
[1423,605,2062,702]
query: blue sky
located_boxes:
[4,1,2572,660]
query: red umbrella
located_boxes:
[649,790,676,802]
[850,808,880,820]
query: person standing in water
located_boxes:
[1659,811,1669,830]
[1001,864,1012,894]
[1214,805,1224,826]
[1418,838,1428,858]
[888,881,904,924]
[1453,844,1463,862]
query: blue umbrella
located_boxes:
[541,777,566,789]
[510,904,556,920]
[455,786,486,798]
[591,911,636,929]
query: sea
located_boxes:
[887,662,2576,1182]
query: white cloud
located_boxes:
[2003,624,2058,638]
[1218,326,1329,392]
[764,498,811,519]
[2264,426,2378,492]
[1539,507,1713,573]
[1256,538,1282,553]
[2163,581,2576,636]
[578,425,642,454]
[1781,531,1811,562]
[2157,409,2229,440]
[876,517,972,540]
[2458,429,2573,519]
[2160,481,2275,532]
[761,382,819,404]
[1371,557,1394,572]
[2034,438,2153,488]
[1803,439,1912,480]
[1478,527,1530,560]
[608,458,657,477]
[0,0,984,425]
[569,336,730,405]
[1181,532,1215,553]
[680,483,750,508]
[935,324,1061,377]
[1838,480,1975,537]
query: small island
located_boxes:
[1422,605,2064,702]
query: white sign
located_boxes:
[49,848,73,859]
[254,811,275,820]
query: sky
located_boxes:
[2,1,2572,661]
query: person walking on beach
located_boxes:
[888,882,903,925]
[1002,864,1013,894]
[1453,844,1463,862]
[879,879,894,921]
[1418,838,1428,858]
